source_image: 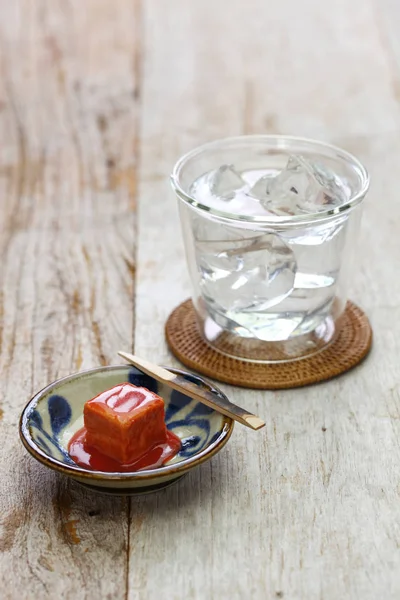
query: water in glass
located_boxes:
[189,156,350,342]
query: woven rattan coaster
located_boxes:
[165,299,373,389]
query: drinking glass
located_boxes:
[171,135,369,362]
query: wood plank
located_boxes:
[0,1,140,598]
[133,1,400,599]
[375,0,400,88]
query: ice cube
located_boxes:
[196,233,297,313]
[207,164,246,200]
[250,155,349,216]
[248,174,270,201]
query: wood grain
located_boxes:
[0,1,139,598]
[132,1,400,599]
[1,0,400,599]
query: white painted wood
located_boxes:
[0,1,139,598]
[133,1,400,599]
[1,0,400,598]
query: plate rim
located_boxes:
[19,364,235,482]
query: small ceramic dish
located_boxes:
[20,365,234,495]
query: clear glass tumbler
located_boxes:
[171,135,369,362]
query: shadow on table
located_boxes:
[19,448,230,527]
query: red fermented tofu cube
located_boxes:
[84,383,167,464]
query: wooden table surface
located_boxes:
[1,1,400,598]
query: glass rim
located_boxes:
[170,135,370,227]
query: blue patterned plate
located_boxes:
[20,365,234,495]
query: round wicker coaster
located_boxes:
[165,300,373,389]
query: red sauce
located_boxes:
[68,426,181,472]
